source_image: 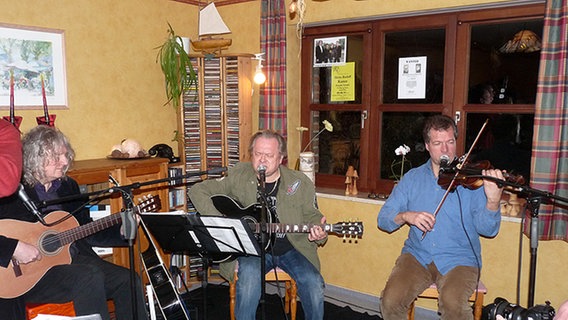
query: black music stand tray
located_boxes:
[139,212,261,320]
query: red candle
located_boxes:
[41,74,48,120]
[36,73,56,127]
[3,69,22,129]
[9,70,14,118]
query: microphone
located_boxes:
[257,164,267,192]
[439,155,451,174]
[17,185,47,225]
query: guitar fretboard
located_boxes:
[249,223,334,234]
[57,213,122,246]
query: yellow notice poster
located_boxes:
[331,62,355,102]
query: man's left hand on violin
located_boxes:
[482,168,505,211]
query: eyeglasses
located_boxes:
[368,193,389,200]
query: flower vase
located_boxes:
[298,151,315,183]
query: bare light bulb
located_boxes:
[254,67,266,85]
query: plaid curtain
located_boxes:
[258,0,287,138]
[527,0,568,241]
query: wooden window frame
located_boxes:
[300,3,545,194]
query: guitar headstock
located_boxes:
[330,221,364,238]
[137,195,162,213]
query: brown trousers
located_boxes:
[380,253,479,320]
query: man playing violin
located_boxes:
[378,114,504,320]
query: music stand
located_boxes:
[139,212,260,320]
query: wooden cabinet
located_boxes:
[67,157,170,274]
[177,54,253,186]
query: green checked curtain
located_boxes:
[259,0,288,137]
[527,0,568,241]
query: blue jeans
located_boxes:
[235,249,325,320]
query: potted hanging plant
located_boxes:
[156,23,197,108]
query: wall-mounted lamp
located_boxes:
[253,53,266,85]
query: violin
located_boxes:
[438,159,525,190]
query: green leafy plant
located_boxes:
[156,23,197,108]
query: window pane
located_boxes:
[310,111,361,175]
[383,29,445,104]
[311,35,364,104]
[468,20,542,104]
[466,113,533,181]
[380,112,436,180]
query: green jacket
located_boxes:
[188,162,326,281]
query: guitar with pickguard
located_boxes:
[140,220,191,320]
[210,194,364,262]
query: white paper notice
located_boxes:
[397,56,427,99]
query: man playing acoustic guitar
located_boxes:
[189,129,328,320]
[0,125,147,320]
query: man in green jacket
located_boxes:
[188,129,327,320]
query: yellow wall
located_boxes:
[3,0,563,312]
[0,0,260,160]
[318,196,568,311]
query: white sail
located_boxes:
[198,2,231,37]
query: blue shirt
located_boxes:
[377,159,501,274]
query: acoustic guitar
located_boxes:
[0,195,160,298]
[210,194,364,262]
[140,220,191,320]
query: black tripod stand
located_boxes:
[446,169,568,308]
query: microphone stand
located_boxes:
[113,183,141,320]
[257,169,268,320]
[446,169,568,307]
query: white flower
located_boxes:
[302,120,334,153]
[392,144,411,181]
[296,126,308,132]
[322,120,333,133]
[395,144,410,156]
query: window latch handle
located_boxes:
[361,111,368,129]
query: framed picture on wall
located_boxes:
[313,36,347,67]
[0,23,67,109]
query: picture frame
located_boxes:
[0,23,67,109]
[313,36,347,67]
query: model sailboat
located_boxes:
[191,2,232,55]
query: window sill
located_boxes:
[316,187,386,205]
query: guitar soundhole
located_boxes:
[40,232,62,255]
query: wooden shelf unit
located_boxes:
[172,54,253,286]
[67,157,171,278]
[178,54,253,186]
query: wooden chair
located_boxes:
[26,302,75,319]
[229,268,297,320]
[26,300,114,320]
[407,281,487,320]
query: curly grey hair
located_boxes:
[22,125,75,186]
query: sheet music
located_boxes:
[200,216,259,256]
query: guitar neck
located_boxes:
[251,223,334,235]
[57,213,122,246]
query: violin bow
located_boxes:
[421,118,489,239]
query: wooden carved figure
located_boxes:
[345,166,359,196]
